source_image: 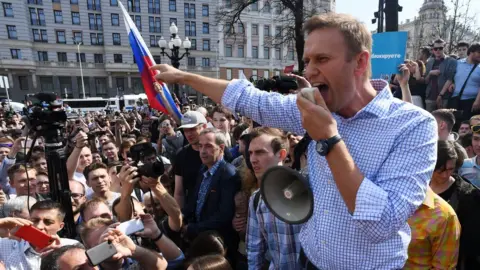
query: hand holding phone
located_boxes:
[14,225,54,249]
[86,241,117,266]
[117,219,144,236]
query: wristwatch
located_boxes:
[316,135,342,156]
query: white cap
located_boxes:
[178,111,207,129]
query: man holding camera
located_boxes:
[152,13,437,269]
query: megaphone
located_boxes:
[260,166,313,224]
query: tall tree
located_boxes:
[215,0,331,73]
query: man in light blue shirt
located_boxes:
[151,13,437,269]
[448,43,480,122]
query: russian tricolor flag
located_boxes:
[119,1,182,123]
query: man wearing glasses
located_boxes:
[425,39,457,112]
[69,180,86,225]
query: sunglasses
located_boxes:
[471,125,480,133]
[433,47,444,51]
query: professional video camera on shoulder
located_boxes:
[23,93,67,141]
[129,142,165,179]
[254,75,298,95]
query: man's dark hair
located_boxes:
[79,197,110,221]
[31,200,66,221]
[461,133,473,148]
[420,46,431,59]
[249,127,289,154]
[40,244,86,270]
[83,162,108,181]
[435,140,458,171]
[434,39,445,45]
[467,42,480,56]
[432,109,456,132]
[186,230,226,261]
[457,41,470,48]
[232,123,250,141]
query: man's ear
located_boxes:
[58,221,65,231]
[354,50,371,77]
[219,144,225,153]
[277,149,288,161]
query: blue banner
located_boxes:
[371,32,408,80]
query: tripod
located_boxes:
[43,127,76,239]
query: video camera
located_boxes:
[255,75,298,95]
[129,142,164,178]
[23,93,67,135]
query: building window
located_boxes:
[30,8,46,26]
[19,76,28,91]
[116,77,124,91]
[114,54,122,63]
[252,69,258,78]
[149,17,161,32]
[184,3,195,18]
[238,69,244,78]
[127,0,140,12]
[287,49,294,60]
[87,0,101,11]
[90,33,103,45]
[28,0,43,4]
[252,24,258,35]
[10,49,21,59]
[56,30,66,43]
[95,78,107,95]
[111,13,119,26]
[133,15,141,30]
[251,1,258,11]
[73,31,82,43]
[33,29,48,42]
[148,0,160,14]
[203,23,209,34]
[94,53,103,63]
[264,25,270,37]
[202,4,209,16]
[40,77,54,93]
[264,70,269,78]
[225,0,231,8]
[169,0,176,11]
[264,47,270,59]
[76,53,86,62]
[71,0,78,3]
[238,45,244,57]
[57,52,67,62]
[112,33,121,45]
[89,13,102,30]
[275,47,281,59]
[263,2,271,12]
[72,12,80,25]
[275,70,280,76]
[38,51,48,61]
[7,25,16,39]
[150,35,160,47]
[170,18,177,26]
[187,57,195,66]
[110,0,117,6]
[275,26,281,37]
[190,39,196,50]
[225,45,232,57]
[3,3,13,17]
[238,23,244,34]
[275,3,282,14]
[252,46,258,58]
[202,58,210,67]
[202,39,210,51]
[226,69,232,80]
[54,10,62,23]
[185,21,196,36]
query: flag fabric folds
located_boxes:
[119,1,182,122]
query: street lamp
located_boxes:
[73,38,86,99]
[158,22,191,97]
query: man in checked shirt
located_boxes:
[152,13,437,269]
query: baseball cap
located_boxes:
[178,111,207,129]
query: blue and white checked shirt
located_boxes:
[246,190,303,270]
[195,159,224,221]
[222,79,438,269]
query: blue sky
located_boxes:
[336,0,480,31]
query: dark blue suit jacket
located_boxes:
[184,160,241,242]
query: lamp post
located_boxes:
[158,22,191,98]
[73,38,86,99]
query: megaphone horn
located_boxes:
[260,166,313,224]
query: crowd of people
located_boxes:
[0,12,479,270]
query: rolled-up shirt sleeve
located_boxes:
[221,79,304,135]
[352,117,438,243]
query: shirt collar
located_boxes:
[333,79,392,122]
[202,158,224,178]
[422,188,435,209]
